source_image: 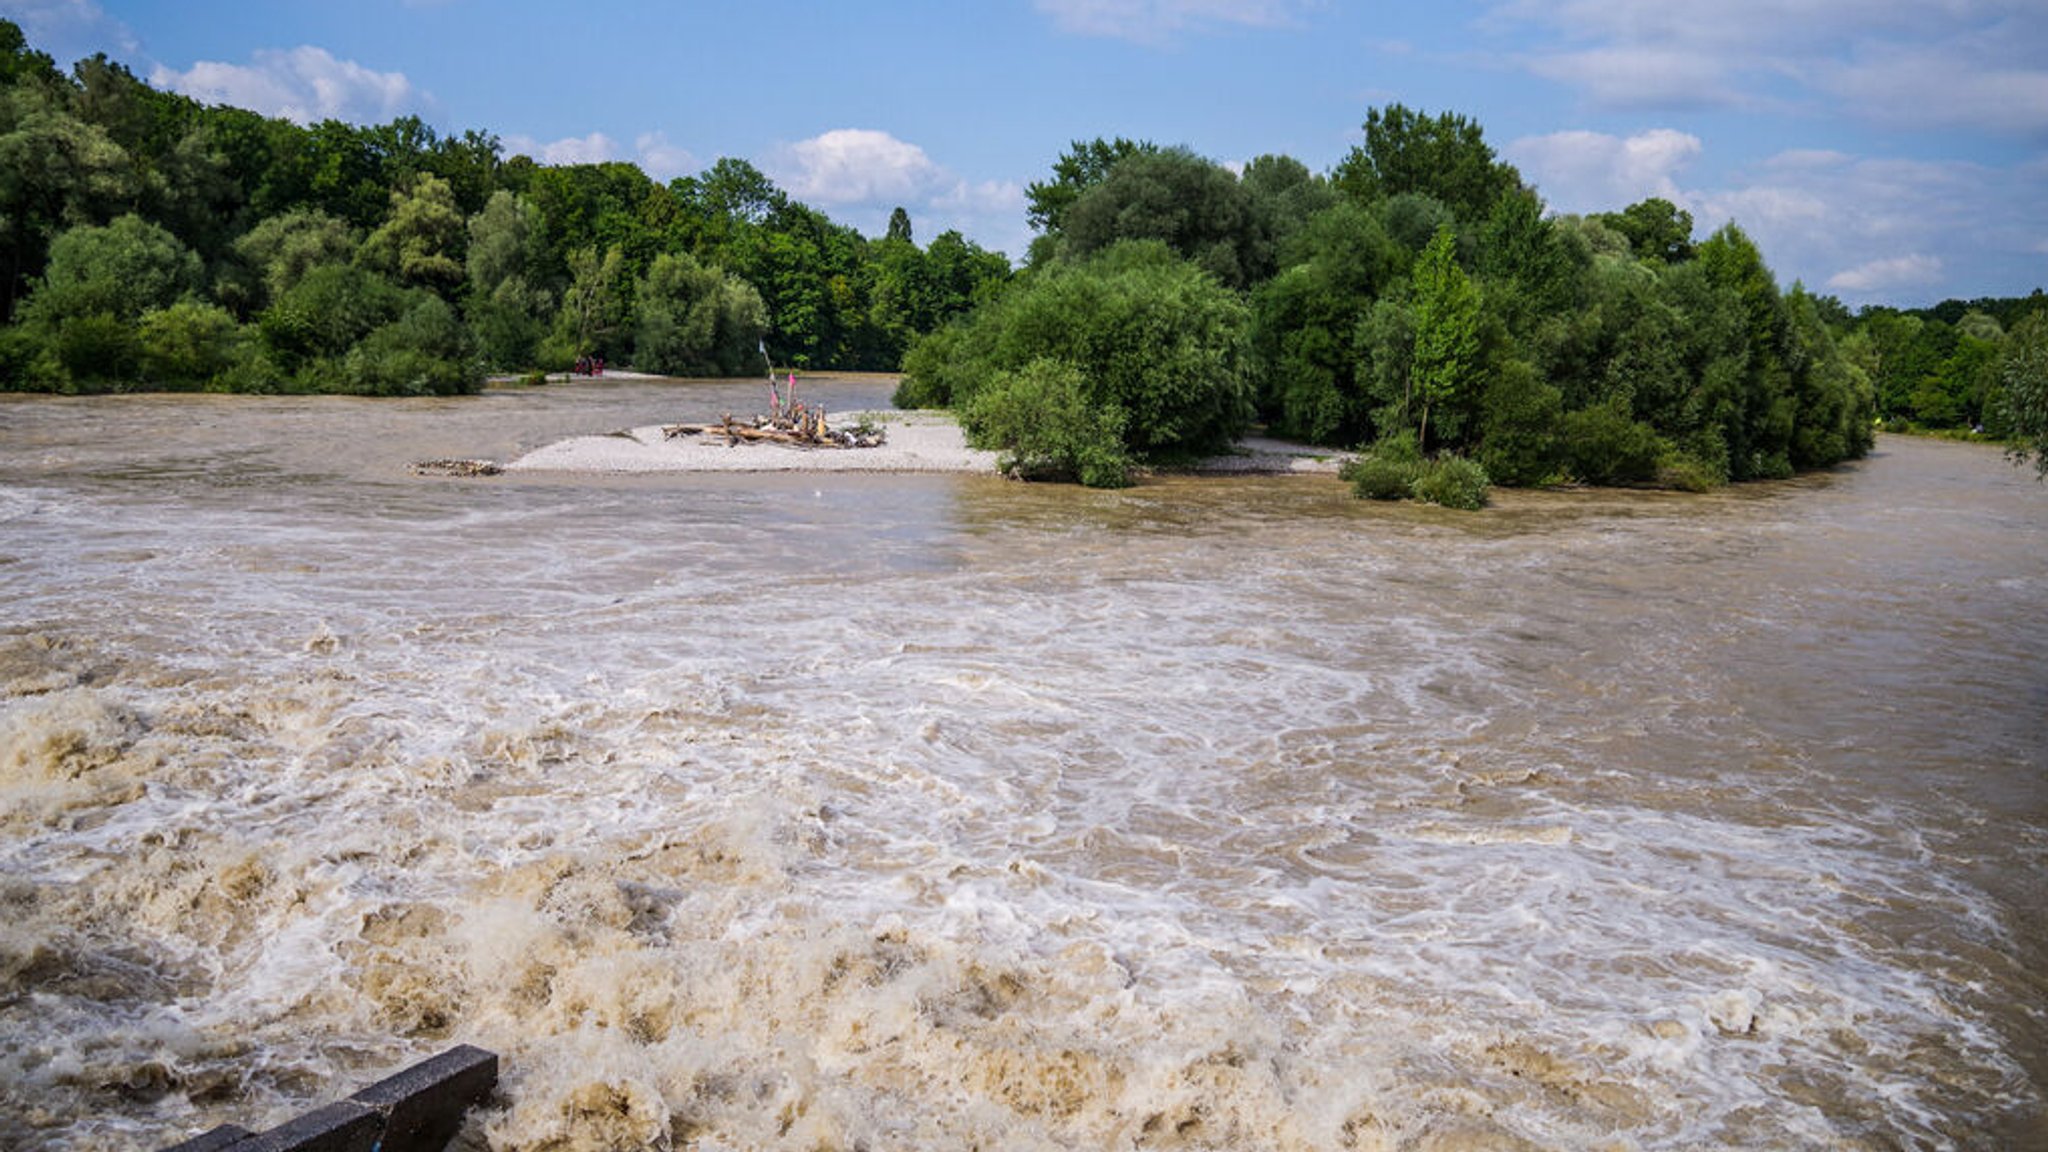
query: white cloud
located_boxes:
[1034,0,1307,44]
[1491,0,2048,135]
[496,130,693,180]
[1506,128,1701,213]
[1525,47,1739,110]
[1818,45,2048,138]
[766,128,948,206]
[0,0,138,59]
[634,131,696,183]
[151,46,417,124]
[930,178,1032,258]
[1827,254,1943,294]
[756,129,1031,258]
[501,131,618,166]
[1509,127,2047,304]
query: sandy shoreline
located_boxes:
[502,409,1351,476]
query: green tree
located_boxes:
[1332,104,1522,224]
[137,300,250,390]
[1596,198,1695,264]
[1249,200,1404,443]
[1024,137,1159,239]
[18,214,202,328]
[1476,357,1563,485]
[1240,153,1333,263]
[2001,310,2048,476]
[885,206,913,244]
[961,357,1132,487]
[1409,224,1481,450]
[634,250,766,376]
[223,207,358,316]
[551,245,629,366]
[464,190,550,369]
[258,262,404,375]
[1061,147,1270,289]
[362,172,467,294]
[1782,285,1874,467]
[1696,222,1796,478]
[0,85,136,319]
[340,294,479,395]
[901,241,1252,460]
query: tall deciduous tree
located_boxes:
[19,214,202,327]
[1333,104,1521,225]
[634,250,766,377]
[363,173,467,294]
[1409,224,1480,451]
[465,189,550,369]
[1597,198,1696,264]
[2002,310,2048,476]
[1024,137,1158,240]
[1061,147,1268,289]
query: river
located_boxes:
[2,377,2043,1150]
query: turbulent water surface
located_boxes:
[2,378,2044,1151]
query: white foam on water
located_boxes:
[2,411,2044,1149]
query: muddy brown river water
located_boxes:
[1,377,2044,1150]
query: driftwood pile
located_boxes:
[663,408,886,449]
[666,370,887,450]
[410,458,503,476]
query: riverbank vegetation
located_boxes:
[0,21,1009,395]
[1,19,2042,487]
[900,115,2047,494]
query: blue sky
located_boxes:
[6,0,2046,308]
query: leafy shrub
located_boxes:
[898,241,1252,461]
[1655,450,1723,492]
[342,297,481,396]
[1345,455,1419,500]
[1477,358,1563,486]
[54,313,140,389]
[961,358,1132,488]
[138,301,248,390]
[1342,430,1489,508]
[1342,429,1422,500]
[1411,454,1491,509]
[1559,400,1663,485]
[895,321,980,408]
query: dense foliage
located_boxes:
[0,20,1010,394]
[900,241,1252,473]
[3,20,2039,483]
[896,98,2047,491]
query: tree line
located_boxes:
[0,20,1010,395]
[3,19,2042,482]
[899,113,2048,493]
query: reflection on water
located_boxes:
[2,380,2044,1150]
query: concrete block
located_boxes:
[348,1044,499,1152]
[232,1100,381,1152]
[161,1124,252,1152]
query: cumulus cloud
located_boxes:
[1034,0,1307,44]
[1827,254,1944,294]
[496,130,695,181]
[1491,0,2048,135]
[500,131,617,166]
[1817,44,2048,138]
[759,128,1031,257]
[1509,128,2047,304]
[152,47,417,124]
[1506,128,1701,214]
[634,132,696,182]
[0,0,138,60]
[1525,47,1740,110]
[766,129,948,205]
